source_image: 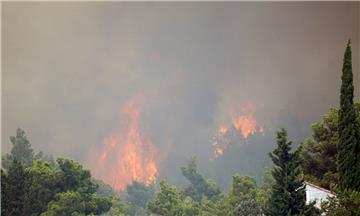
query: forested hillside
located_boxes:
[2,42,360,216]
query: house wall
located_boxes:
[305,184,334,209]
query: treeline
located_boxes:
[2,42,360,215]
[1,129,112,215]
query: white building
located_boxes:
[305,181,335,209]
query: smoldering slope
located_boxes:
[2,2,359,189]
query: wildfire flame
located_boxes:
[91,96,159,191]
[212,126,230,158]
[211,102,265,158]
[232,115,258,140]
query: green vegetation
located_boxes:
[2,128,34,169]
[1,130,113,216]
[181,157,221,202]
[338,40,360,191]
[125,181,155,215]
[300,103,360,189]
[321,187,360,216]
[264,129,317,216]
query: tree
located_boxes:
[2,128,34,169]
[338,40,360,191]
[300,107,339,189]
[147,180,200,215]
[2,128,55,170]
[93,178,117,197]
[234,197,262,216]
[104,196,130,216]
[230,175,262,216]
[198,174,263,216]
[200,196,232,216]
[23,160,60,215]
[56,158,98,194]
[321,187,360,216]
[256,168,275,210]
[2,160,27,215]
[147,180,187,215]
[41,191,85,216]
[125,181,155,215]
[300,102,360,189]
[40,191,111,216]
[38,158,111,215]
[181,157,221,202]
[1,169,8,216]
[1,130,112,215]
[264,129,307,216]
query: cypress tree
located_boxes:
[264,129,306,216]
[338,40,360,191]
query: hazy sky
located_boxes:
[2,2,359,186]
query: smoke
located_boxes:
[2,2,359,188]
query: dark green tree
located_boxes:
[40,191,112,216]
[181,157,221,202]
[125,181,155,215]
[321,187,360,216]
[38,158,111,215]
[147,180,186,215]
[104,196,130,216]
[264,129,307,216]
[300,103,360,189]
[230,175,262,216]
[2,160,27,216]
[56,158,98,194]
[338,40,360,191]
[1,169,8,216]
[199,174,262,216]
[23,160,60,215]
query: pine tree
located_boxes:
[2,160,27,216]
[264,129,307,216]
[338,40,360,191]
[2,128,34,170]
[1,169,8,216]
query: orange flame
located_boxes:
[212,126,231,158]
[218,126,228,136]
[91,96,158,191]
[232,115,257,140]
[211,102,266,158]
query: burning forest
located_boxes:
[2,2,359,215]
[212,102,266,158]
[90,95,159,191]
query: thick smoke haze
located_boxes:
[2,2,359,188]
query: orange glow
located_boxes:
[232,115,257,140]
[91,96,158,191]
[211,102,266,158]
[211,126,230,158]
[219,126,228,136]
[214,145,224,158]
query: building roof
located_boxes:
[304,181,336,195]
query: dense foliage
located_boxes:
[125,181,155,215]
[264,129,315,216]
[1,129,112,216]
[338,41,360,191]
[181,157,221,202]
[300,102,360,189]
[321,187,360,216]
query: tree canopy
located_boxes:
[338,40,360,191]
[264,129,309,216]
